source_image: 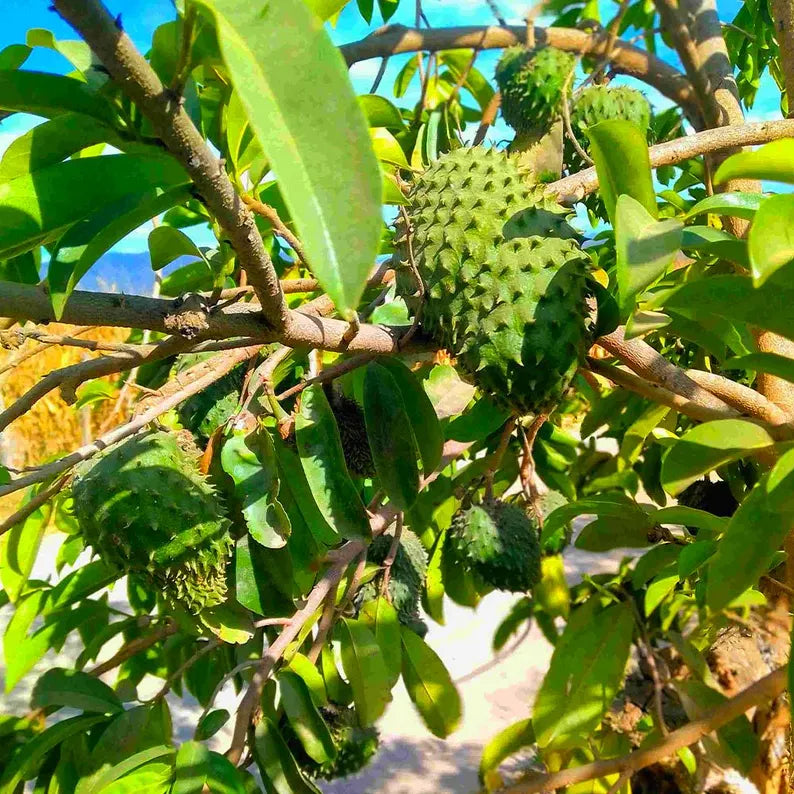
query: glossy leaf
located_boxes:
[681,225,748,266]
[574,515,653,551]
[76,746,174,794]
[631,544,681,588]
[304,0,350,20]
[533,601,634,749]
[286,653,328,707]
[358,95,404,129]
[650,506,727,535]
[644,568,679,615]
[359,597,402,687]
[748,194,794,285]
[221,429,290,549]
[296,385,370,540]
[707,449,794,612]
[492,597,533,652]
[684,191,763,220]
[148,226,207,272]
[0,154,189,260]
[31,668,123,714]
[87,703,172,771]
[478,718,535,784]
[336,617,392,726]
[0,495,48,602]
[661,419,775,496]
[173,741,209,794]
[0,70,114,121]
[363,362,420,510]
[26,29,94,73]
[233,536,293,617]
[534,556,570,619]
[205,753,248,794]
[194,710,230,741]
[587,120,656,223]
[615,194,682,320]
[278,670,336,763]
[714,138,794,184]
[194,0,381,317]
[678,540,718,579]
[400,627,462,738]
[376,357,443,474]
[252,718,320,794]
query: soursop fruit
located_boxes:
[566,85,651,170]
[72,430,233,613]
[357,529,428,635]
[325,386,375,478]
[447,499,541,593]
[285,705,380,781]
[495,45,576,133]
[398,146,589,415]
[172,353,246,441]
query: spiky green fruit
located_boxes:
[72,430,233,613]
[399,146,589,415]
[566,85,651,169]
[286,706,380,781]
[326,388,375,478]
[495,46,576,133]
[358,529,428,634]
[172,353,246,441]
[448,499,541,593]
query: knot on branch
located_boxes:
[0,329,25,350]
[164,294,210,339]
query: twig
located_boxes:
[486,0,508,25]
[276,354,375,402]
[0,345,262,499]
[242,195,308,266]
[169,4,196,96]
[560,63,593,166]
[307,572,345,664]
[472,90,501,145]
[380,514,404,598]
[582,0,632,88]
[0,474,70,537]
[501,667,787,793]
[90,621,177,677]
[146,638,219,702]
[0,326,97,378]
[519,414,547,522]
[484,416,516,499]
[398,206,424,349]
[605,771,631,794]
[369,56,389,93]
[52,0,288,329]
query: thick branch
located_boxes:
[503,667,786,793]
[52,0,288,329]
[548,118,794,201]
[771,0,794,116]
[340,25,698,119]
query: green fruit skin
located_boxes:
[399,146,589,415]
[566,85,651,170]
[358,529,428,635]
[72,430,233,613]
[327,389,375,478]
[448,499,541,593]
[495,46,576,133]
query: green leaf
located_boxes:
[378,0,400,21]
[205,753,247,794]
[423,529,446,625]
[533,601,634,749]
[0,495,48,602]
[336,617,392,726]
[644,568,679,615]
[77,746,174,794]
[359,597,402,687]
[0,715,108,794]
[296,385,370,540]
[278,670,336,764]
[631,544,681,588]
[714,139,794,184]
[707,449,794,612]
[660,419,776,496]
[31,668,123,714]
[98,761,173,794]
[615,194,682,320]
[304,0,350,20]
[286,653,328,707]
[320,644,353,706]
[193,709,229,742]
[684,192,763,220]
[363,362,420,510]
[26,29,94,73]
[0,44,31,71]
[47,185,191,318]
[681,226,748,267]
[173,742,209,794]
[358,95,404,129]
[199,602,255,645]
[492,597,533,652]
[87,704,172,772]
[586,119,656,223]
[748,194,794,285]
[0,154,189,260]
[478,718,535,784]
[194,0,381,317]
[678,540,718,579]
[401,627,461,739]
[148,226,207,272]
[0,70,114,122]
[650,506,728,536]
[574,515,653,552]
[665,272,794,337]
[233,536,293,617]
[726,352,794,383]
[252,718,320,794]
[0,251,39,283]
[675,680,759,773]
[221,429,290,549]
[0,114,115,182]
[376,358,443,473]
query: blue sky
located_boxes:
[0,0,783,290]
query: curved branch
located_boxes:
[548,118,794,201]
[503,667,786,793]
[340,24,697,119]
[52,0,289,330]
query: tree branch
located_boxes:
[770,0,794,116]
[52,0,289,330]
[340,25,698,120]
[501,667,787,793]
[90,620,177,677]
[548,118,794,201]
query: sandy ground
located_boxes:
[0,534,639,793]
